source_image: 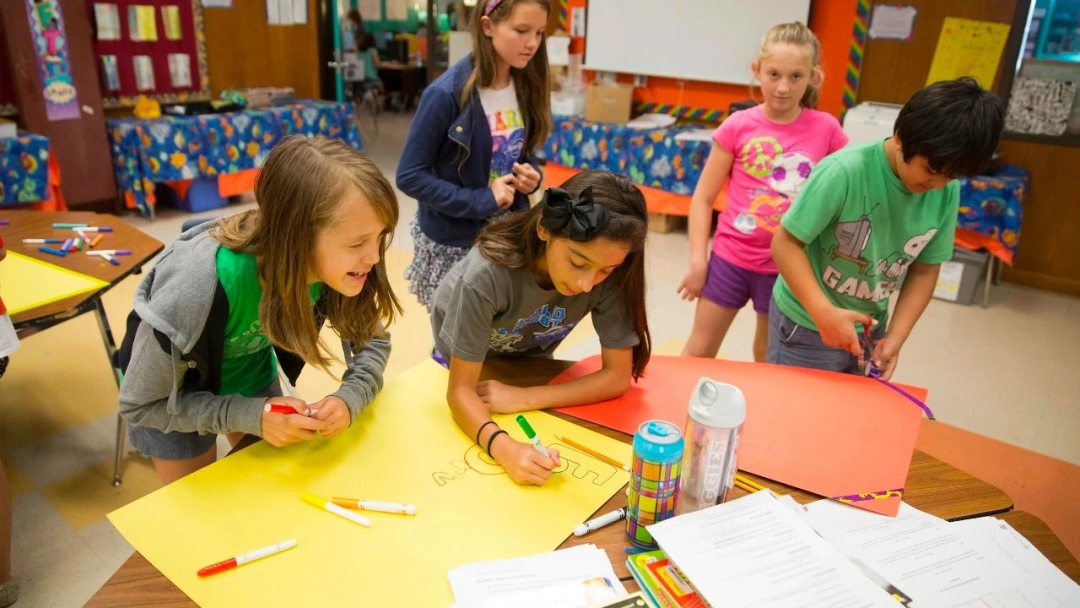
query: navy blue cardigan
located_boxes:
[395,56,539,248]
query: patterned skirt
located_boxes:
[405,215,471,310]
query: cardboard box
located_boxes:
[585,82,633,124]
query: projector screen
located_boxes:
[583,0,813,85]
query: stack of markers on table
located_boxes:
[24,222,129,266]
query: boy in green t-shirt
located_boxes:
[768,77,1003,380]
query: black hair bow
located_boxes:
[539,187,610,242]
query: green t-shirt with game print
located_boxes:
[772,140,958,331]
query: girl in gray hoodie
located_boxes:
[118,136,401,484]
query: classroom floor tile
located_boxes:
[41,456,160,531]
[10,414,122,489]
[1,460,32,499]
[11,491,121,608]
[1,111,1077,607]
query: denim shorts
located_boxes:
[129,379,282,460]
[766,297,886,375]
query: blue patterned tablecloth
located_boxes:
[957,164,1028,262]
[539,115,713,196]
[107,101,363,216]
[0,132,50,205]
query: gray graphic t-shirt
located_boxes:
[431,248,639,361]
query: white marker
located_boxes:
[573,508,626,537]
[302,493,372,527]
[331,498,417,515]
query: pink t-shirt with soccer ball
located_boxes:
[712,105,848,274]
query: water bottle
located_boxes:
[676,377,746,516]
[626,420,684,548]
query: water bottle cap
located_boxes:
[688,378,746,428]
[633,420,684,463]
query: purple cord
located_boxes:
[874,377,936,420]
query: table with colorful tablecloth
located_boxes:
[107,101,362,216]
[956,164,1028,265]
[1,132,50,206]
[539,115,720,216]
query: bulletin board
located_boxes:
[83,0,211,108]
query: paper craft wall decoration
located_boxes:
[128,5,159,41]
[162,5,183,40]
[168,53,191,87]
[133,55,155,91]
[24,0,80,121]
[1004,77,1077,136]
[94,3,121,40]
[552,356,928,516]
[108,360,629,607]
[101,55,120,91]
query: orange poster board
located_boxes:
[552,356,930,516]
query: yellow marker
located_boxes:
[302,493,372,527]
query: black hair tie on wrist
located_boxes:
[486,429,509,458]
[539,186,610,242]
[475,420,497,446]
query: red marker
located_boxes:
[265,403,308,416]
[197,539,297,577]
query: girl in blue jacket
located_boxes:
[396,0,551,309]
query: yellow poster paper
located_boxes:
[926,17,1011,87]
[108,360,631,607]
[0,252,108,315]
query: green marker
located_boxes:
[52,222,88,229]
[515,415,546,455]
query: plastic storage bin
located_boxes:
[933,247,989,305]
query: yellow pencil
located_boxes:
[553,434,631,472]
[735,480,759,493]
[736,473,766,492]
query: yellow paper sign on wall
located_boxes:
[108,360,631,607]
[927,17,1011,88]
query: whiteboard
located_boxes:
[583,0,812,85]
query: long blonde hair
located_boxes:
[462,0,551,156]
[756,22,822,109]
[213,136,401,372]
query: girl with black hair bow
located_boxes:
[429,170,652,486]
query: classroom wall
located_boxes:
[201,0,322,99]
[566,0,857,119]
[857,0,1018,103]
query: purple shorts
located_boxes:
[700,253,778,315]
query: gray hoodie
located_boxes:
[118,222,391,437]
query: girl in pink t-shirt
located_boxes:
[677,22,848,361]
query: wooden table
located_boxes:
[1,210,163,485]
[88,357,1028,605]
